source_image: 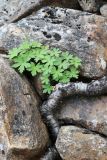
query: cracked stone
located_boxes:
[56,126,107,160]
[56,95,107,137]
[0,54,49,160]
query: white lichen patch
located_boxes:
[0,144,4,151]
[100,57,106,70]
[75,82,87,92]
[93,80,100,86]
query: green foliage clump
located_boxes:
[8,40,81,94]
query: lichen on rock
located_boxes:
[0,54,49,160]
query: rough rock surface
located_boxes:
[100,4,107,17]
[0,7,107,78]
[0,0,79,26]
[78,0,107,13]
[78,0,101,12]
[56,126,107,160]
[0,54,49,160]
[0,0,47,26]
[56,95,107,136]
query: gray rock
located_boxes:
[0,0,79,26]
[56,126,107,160]
[0,7,107,78]
[0,0,46,26]
[56,95,107,136]
[78,0,100,12]
[0,54,49,160]
[100,4,107,17]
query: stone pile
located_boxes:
[0,0,107,159]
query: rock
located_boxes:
[0,7,107,78]
[0,0,79,26]
[56,126,107,160]
[100,4,107,17]
[0,54,49,160]
[78,0,100,12]
[56,95,107,136]
[0,0,47,26]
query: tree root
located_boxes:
[40,76,107,159]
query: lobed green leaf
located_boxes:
[8,40,82,94]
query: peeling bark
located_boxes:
[40,76,107,142]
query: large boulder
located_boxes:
[0,0,79,26]
[56,95,107,136]
[0,7,107,78]
[56,126,107,160]
[0,54,49,160]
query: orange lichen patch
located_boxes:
[93,26,107,47]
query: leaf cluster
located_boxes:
[8,40,81,94]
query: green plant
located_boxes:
[8,40,81,94]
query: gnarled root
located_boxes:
[40,76,107,159]
[40,76,107,141]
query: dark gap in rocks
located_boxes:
[22,110,26,116]
[29,103,32,107]
[51,20,62,24]
[14,114,18,121]
[30,144,49,160]
[59,119,107,139]
[23,93,30,95]
[61,76,92,85]
[76,24,81,29]
[24,71,43,101]
[43,31,52,39]
[87,36,92,42]
[5,19,8,22]
[77,75,96,83]
[45,8,56,19]
[42,7,59,19]
[40,146,62,160]
[30,144,62,160]
[53,33,61,41]
[2,150,5,155]
[3,8,8,13]
[64,21,72,27]
[0,48,8,55]
[33,27,39,32]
